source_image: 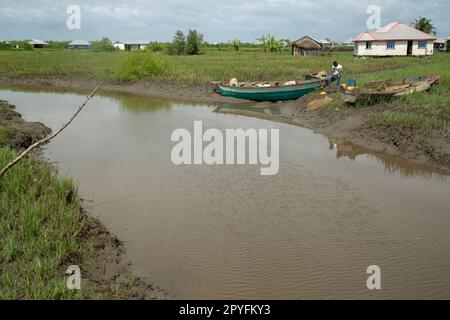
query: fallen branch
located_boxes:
[0,82,102,179]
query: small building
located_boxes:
[112,40,150,51]
[353,21,435,57]
[291,36,322,56]
[69,40,92,49]
[28,39,48,49]
[319,38,333,50]
[434,38,450,52]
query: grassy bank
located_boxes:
[0,49,449,130]
[0,146,85,299]
[0,111,164,299]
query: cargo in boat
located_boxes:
[213,76,326,101]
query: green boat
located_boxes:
[212,77,326,101]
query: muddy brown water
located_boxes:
[2,88,450,299]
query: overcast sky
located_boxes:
[0,0,448,42]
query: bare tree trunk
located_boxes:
[0,82,102,179]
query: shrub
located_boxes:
[115,51,169,81]
[92,37,115,52]
[185,29,203,55]
[147,42,164,52]
[0,41,12,50]
[168,30,186,55]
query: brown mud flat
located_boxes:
[0,100,167,299]
[1,75,449,173]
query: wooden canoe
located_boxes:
[213,78,326,101]
[340,75,440,104]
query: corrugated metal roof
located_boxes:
[28,39,48,45]
[69,40,91,46]
[113,40,151,45]
[354,22,435,42]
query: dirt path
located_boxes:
[1,75,449,173]
[0,100,167,299]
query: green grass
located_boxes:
[0,146,136,299]
[369,110,449,132]
[0,48,438,84]
[0,126,15,145]
[0,147,85,299]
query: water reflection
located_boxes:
[107,94,172,113]
[329,139,448,179]
[216,103,447,179]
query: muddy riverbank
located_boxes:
[1,75,449,173]
[0,100,167,299]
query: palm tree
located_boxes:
[412,17,437,35]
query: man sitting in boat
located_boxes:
[327,61,343,88]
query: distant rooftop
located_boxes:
[28,39,48,45]
[113,40,151,45]
[69,40,92,46]
[354,21,436,42]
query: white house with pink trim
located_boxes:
[353,21,435,57]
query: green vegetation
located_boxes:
[168,30,186,55]
[185,29,204,55]
[0,126,15,145]
[92,37,115,52]
[115,51,169,81]
[0,143,143,299]
[231,39,241,52]
[47,41,71,50]
[168,29,204,55]
[369,111,449,132]
[256,34,285,53]
[412,17,437,35]
[0,146,83,299]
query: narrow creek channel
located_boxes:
[2,87,450,299]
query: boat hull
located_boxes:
[216,80,324,101]
[340,75,440,104]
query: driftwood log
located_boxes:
[0,82,102,179]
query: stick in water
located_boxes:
[0,82,102,178]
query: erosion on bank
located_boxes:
[0,100,166,299]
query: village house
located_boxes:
[68,40,92,49]
[353,21,435,57]
[434,37,450,52]
[27,39,48,49]
[319,39,333,50]
[291,36,322,56]
[112,40,151,51]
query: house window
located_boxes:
[366,41,372,49]
[418,41,427,49]
[387,41,395,49]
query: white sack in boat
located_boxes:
[229,78,238,86]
